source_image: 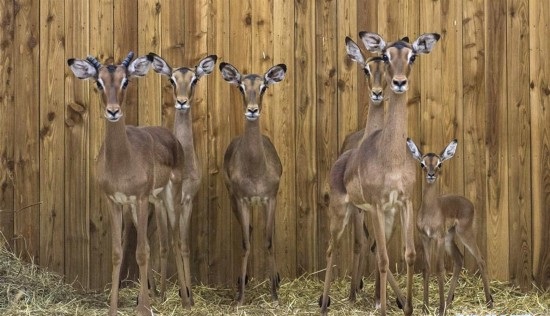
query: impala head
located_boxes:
[219,62,287,121]
[67,52,153,122]
[407,138,458,184]
[359,32,440,94]
[345,36,386,105]
[148,53,218,111]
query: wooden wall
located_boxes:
[0,0,548,292]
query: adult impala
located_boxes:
[322,36,406,307]
[407,138,493,315]
[219,61,286,305]
[148,52,217,305]
[67,52,189,315]
[320,32,440,316]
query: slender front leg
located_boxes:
[180,199,194,305]
[108,201,123,316]
[135,197,153,316]
[420,234,432,314]
[435,238,446,316]
[153,200,169,301]
[265,198,280,302]
[444,228,463,309]
[402,200,416,316]
[349,208,366,302]
[236,200,251,305]
[371,206,388,316]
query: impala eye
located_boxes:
[363,68,370,76]
[260,84,267,94]
[409,55,417,64]
[191,78,198,86]
[96,81,103,90]
[122,78,129,89]
[420,161,426,168]
[238,85,245,93]
[168,78,176,86]
[382,54,389,63]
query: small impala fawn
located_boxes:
[406,138,493,315]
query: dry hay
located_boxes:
[1,243,548,315]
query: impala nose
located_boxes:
[176,98,190,110]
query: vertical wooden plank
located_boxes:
[507,0,532,291]
[207,0,232,286]
[462,0,487,272]
[273,0,297,279]
[249,0,273,281]
[88,0,113,290]
[295,0,318,277]
[13,0,40,263]
[0,0,15,248]
[228,0,252,284]
[530,0,550,291]
[485,0,510,281]
[316,0,339,278]
[182,0,210,283]
[114,0,140,283]
[64,0,90,288]
[137,0,161,127]
[39,0,65,275]
[334,0,357,277]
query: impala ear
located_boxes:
[148,52,173,77]
[359,31,387,53]
[345,36,366,65]
[196,55,218,78]
[412,33,441,54]
[128,55,153,78]
[440,139,458,162]
[264,64,287,85]
[406,138,423,162]
[219,62,241,85]
[67,58,98,80]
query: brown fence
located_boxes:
[0,0,548,292]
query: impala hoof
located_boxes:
[318,294,331,307]
[396,296,404,309]
[237,275,249,286]
[359,278,364,290]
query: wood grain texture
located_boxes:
[39,0,65,275]
[0,0,15,248]
[272,0,297,279]
[295,0,318,277]
[508,0,532,291]
[530,0,550,291]
[64,0,90,289]
[13,0,41,264]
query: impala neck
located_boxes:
[421,181,439,209]
[382,92,408,164]
[241,118,267,172]
[104,116,132,165]
[364,100,385,137]
[174,109,198,172]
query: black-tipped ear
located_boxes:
[401,36,410,43]
[67,58,75,66]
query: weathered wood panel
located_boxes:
[64,0,90,288]
[0,0,15,248]
[1,0,549,292]
[508,0,532,291]
[39,0,65,275]
[530,0,550,291]
[13,0,41,263]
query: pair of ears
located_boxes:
[407,138,458,163]
[346,32,440,66]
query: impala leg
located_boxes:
[402,200,416,316]
[444,227,463,309]
[170,203,191,308]
[320,201,350,315]
[420,234,432,314]
[265,198,280,302]
[458,229,493,308]
[108,201,123,316]
[371,207,388,316]
[236,201,252,305]
[349,208,366,302]
[135,197,153,316]
[180,200,194,305]
[435,238,446,316]
[153,200,169,301]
